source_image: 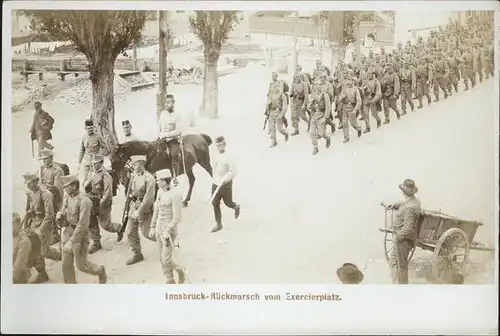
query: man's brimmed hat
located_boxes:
[22,172,39,184]
[92,154,105,163]
[61,174,79,187]
[156,169,171,180]
[122,120,131,126]
[215,136,226,145]
[336,263,364,284]
[399,178,418,196]
[39,148,54,160]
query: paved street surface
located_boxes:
[10,64,496,284]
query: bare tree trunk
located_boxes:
[202,56,219,119]
[90,58,118,151]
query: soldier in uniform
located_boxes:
[472,42,483,84]
[30,101,55,157]
[13,212,40,284]
[386,179,422,284]
[267,71,285,97]
[432,51,450,101]
[85,154,122,254]
[149,169,186,284]
[78,119,108,187]
[361,68,382,130]
[295,64,312,90]
[307,82,332,155]
[446,50,461,94]
[339,76,362,143]
[415,57,434,109]
[38,148,65,244]
[379,46,390,64]
[380,63,401,124]
[399,58,416,115]
[462,45,477,90]
[121,120,138,143]
[56,175,107,284]
[266,82,289,148]
[124,156,156,265]
[22,172,61,283]
[289,72,310,136]
[158,94,183,178]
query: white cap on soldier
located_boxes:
[156,169,171,180]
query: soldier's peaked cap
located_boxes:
[215,136,226,144]
[85,119,94,126]
[156,169,171,180]
[39,148,54,159]
[61,175,78,187]
[92,154,105,163]
[22,172,39,184]
[122,120,131,126]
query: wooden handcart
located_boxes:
[379,202,494,283]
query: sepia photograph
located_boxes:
[2,0,498,334]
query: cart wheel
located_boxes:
[432,228,470,284]
[383,231,416,263]
[193,66,204,85]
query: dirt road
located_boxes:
[9,66,496,284]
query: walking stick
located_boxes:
[210,183,223,204]
[381,202,402,284]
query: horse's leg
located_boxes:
[197,152,213,177]
[183,169,195,207]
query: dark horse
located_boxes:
[110,134,213,207]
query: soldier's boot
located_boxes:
[211,221,223,233]
[383,118,390,125]
[29,270,50,284]
[312,147,319,155]
[357,129,362,138]
[176,268,186,284]
[427,96,432,105]
[98,266,107,284]
[284,133,289,142]
[410,102,415,112]
[325,138,331,148]
[363,127,370,134]
[291,129,299,136]
[234,204,241,219]
[343,138,349,144]
[269,142,277,148]
[434,94,439,102]
[126,252,144,266]
[401,109,407,116]
[376,120,382,128]
[444,90,449,99]
[88,242,102,254]
[417,99,423,109]
[395,111,401,120]
[464,82,469,91]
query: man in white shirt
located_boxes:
[121,120,138,143]
[158,94,183,178]
[210,136,240,233]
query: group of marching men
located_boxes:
[264,17,495,155]
[15,94,241,284]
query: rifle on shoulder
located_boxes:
[118,174,135,235]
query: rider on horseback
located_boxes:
[158,94,183,180]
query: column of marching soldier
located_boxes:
[13,16,494,285]
[264,17,495,155]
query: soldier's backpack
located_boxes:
[55,162,70,176]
